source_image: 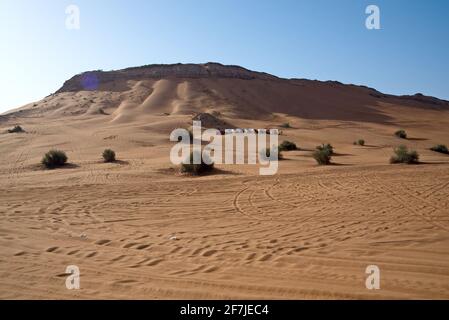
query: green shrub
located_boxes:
[102,149,116,162]
[430,144,449,154]
[354,139,365,146]
[7,125,24,133]
[279,140,297,151]
[280,122,291,128]
[390,145,419,164]
[181,151,214,175]
[42,149,68,168]
[395,130,407,139]
[313,144,334,165]
[316,143,334,155]
[313,148,332,165]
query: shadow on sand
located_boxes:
[30,163,80,171]
[328,162,353,167]
[332,152,354,157]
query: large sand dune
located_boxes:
[1,63,449,299]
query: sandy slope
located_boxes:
[1,64,449,299]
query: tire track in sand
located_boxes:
[360,171,449,233]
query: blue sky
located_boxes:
[1,0,448,113]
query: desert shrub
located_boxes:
[42,149,68,168]
[279,140,297,151]
[313,148,332,165]
[316,143,334,155]
[390,145,419,164]
[8,125,24,133]
[181,151,214,175]
[354,139,365,146]
[430,144,449,154]
[395,130,407,139]
[102,149,116,162]
[280,122,291,128]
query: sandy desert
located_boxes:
[1,63,449,299]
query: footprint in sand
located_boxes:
[146,259,163,266]
[259,254,272,262]
[135,244,151,250]
[191,248,204,256]
[85,251,98,258]
[246,253,257,261]
[95,239,111,245]
[111,255,126,262]
[114,279,137,285]
[202,250,217,257]
[169,246,182,254]
[204,266,219,273]
[122,242,137,248]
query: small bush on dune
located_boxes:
[8,125,24,133]
[395,130,407,139]
[316,143,334,155]
[42,149,68,169]
[102,149,116,162]
[280,122,291,128]
[313,148,332,165]
[354,139,365,146]
[430,144,449,155]
[279,140,297,151]
[390,145,419,164]
[181,151,214,175]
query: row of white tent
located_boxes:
[222,128,279,135]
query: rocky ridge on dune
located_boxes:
[56,62,278,94]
